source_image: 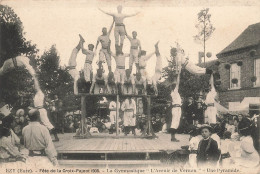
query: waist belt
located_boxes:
[125,109,134,112]
[190,150,197,154]
[207,103,214,107]
[36,106,44,109]
[131,46,138,49]
[172,104,181,108]
[136,83,144,87]
[221,153,230,159]
[124,82,132,85]
[117,66,125,69]
[115,23,125,26]
[96,79,105,85]
[66,66,76,70]
[110,109,116,111]
[108,81,116,85]
[85,60,92,64]
[139,66,145,69]
[29,150,46,157]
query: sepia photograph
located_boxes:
[0,0,259,173]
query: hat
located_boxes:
[199,124,214,132]
[16,109,25,116]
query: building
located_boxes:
[216,22,260,110]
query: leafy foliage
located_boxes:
[193,8,215,44]
[37,45,80,111]
[0,5,38,108]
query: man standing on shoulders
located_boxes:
[22,109,58,166]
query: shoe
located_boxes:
[79,34,85,42]
[52,139,59,142]
[171,138,180,142]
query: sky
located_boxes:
[2,0,260,76]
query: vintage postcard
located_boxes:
[0,0,260,174]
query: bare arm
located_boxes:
[124,12,140,18]
[81,42,88,55]
[90,81,95,94]
[99,8,114,16]
[124,26,132,41]
[138,40,142,51]
[95,39,100,51]
[108,20,115,37]
[176,68,182,90]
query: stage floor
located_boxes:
[53,133,189,154]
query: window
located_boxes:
[230,63,241,89]
[254,58,260,87]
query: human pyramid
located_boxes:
[67,5,162,96]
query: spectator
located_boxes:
[237,114,251,135]
[188,127,200,168]
[225,118,236,135]
[220,131,235,167]
[153,114,163,133]
[184,97,196,125]
[74,117,80,131]
[160,117,167,133]
[121,97,137,136]
[0,125,26,164]
[197,124,220,167]
[13,116,22,137]
[56,100,65,134]
[211,124,221,149]
[19,115,28,129]
[137,114,147,134]
[195,102,204,124]
[234,120,260,167]
[68,116,74,133]
[217,114,226,138]
[2,116,20,149]
[96,117,106,133]
[22,109,58,166]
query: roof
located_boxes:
[217,22,260,56]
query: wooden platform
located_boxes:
[54,133,189,155]
[53,133,189,167]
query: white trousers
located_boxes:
[84,63,92,82]
[170,107,181,129]
[39,108,54,130]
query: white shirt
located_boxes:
[22,122,57,162]
[189,136,200,151]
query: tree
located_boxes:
[194,8,215,66]
[0,5,38,108]
[37,45,80,111]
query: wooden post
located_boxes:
[116,94,119,137]
[74,95,91,139]
[81,96,86,135]
[142,95,157,139]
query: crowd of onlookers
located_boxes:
[184,112,259,168]
[1,94,259,168]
